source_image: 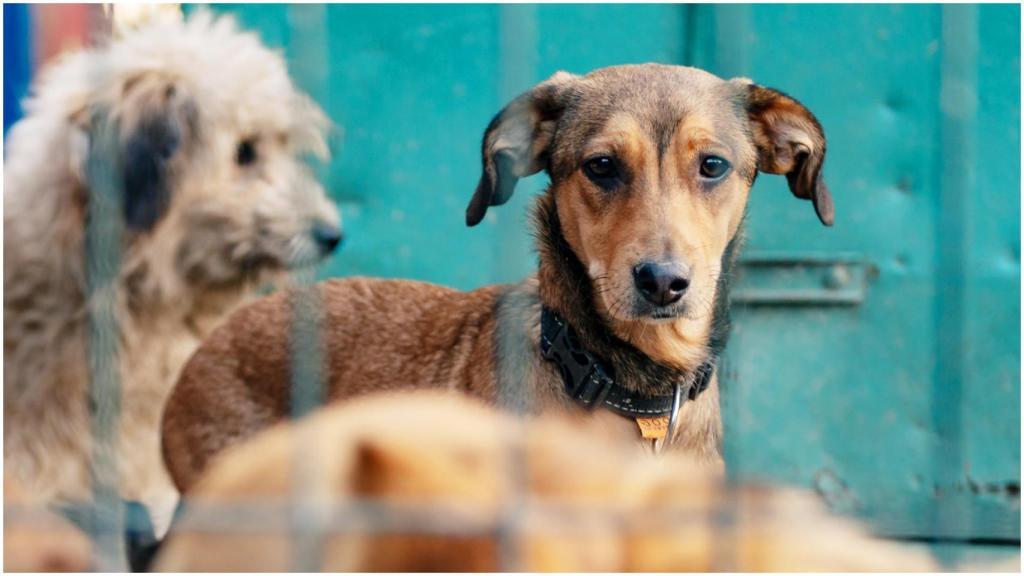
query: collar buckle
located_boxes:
[568,365,614,407]
[541,310,614,407]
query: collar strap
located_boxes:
[539,307,713,418]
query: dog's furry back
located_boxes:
[3,11,339,512]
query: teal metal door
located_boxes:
[702,4,1021,545]
[206,3,1020,547]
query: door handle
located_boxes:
[729,252,874,306]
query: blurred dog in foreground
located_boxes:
[3,10,341,524]
[156,391,939,572]
[3,475,92,572]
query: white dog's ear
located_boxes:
[289,92,331,161]
[466,71,577,227]
[81,76,198,231]
[117,79,198,230]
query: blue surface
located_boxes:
[3,3,32,136]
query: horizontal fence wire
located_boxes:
[116,496,791,537]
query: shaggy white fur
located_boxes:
[3,10,341,528]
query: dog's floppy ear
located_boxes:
[466,71,577,227]
[109,76,198,231]
[744,84,833,226]
[288,92,331,161]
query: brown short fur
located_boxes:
[155,391,938,572]
[3,11,340,524]
[162,63,833,491]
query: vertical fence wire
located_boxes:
[84,109,128,572]
[932,3,978,544]
[493,286,539,570]
[286,272,328,572]
[707,4,753,570]
[494,4,540,286]
[493,5,542,570]
[284,4,331,572]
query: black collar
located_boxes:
[539,307,714,418]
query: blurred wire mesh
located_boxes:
[5,2,1018,572]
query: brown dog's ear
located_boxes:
[466,71,577,227]
[745,84,833,226]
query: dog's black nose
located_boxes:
[632,261,690,306]
[312,223,343,254]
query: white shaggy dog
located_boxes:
[3,10,342,523]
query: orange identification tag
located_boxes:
[636,416,669,439]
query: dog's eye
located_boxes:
[583,156,620,187]
[236,139,257,166]
[699,156,730,180]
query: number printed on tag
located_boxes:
[636,416,669,439]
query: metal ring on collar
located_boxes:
[655,383,684,454]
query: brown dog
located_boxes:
[162,63,833,491]
[155,391,938,572]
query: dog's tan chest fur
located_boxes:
[3,284,241,503]
[118,310,233,495]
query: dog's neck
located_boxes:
[532,192,737,397]
[120,253,260,339]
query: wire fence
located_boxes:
[84,105,128,572]
[6,3,1019,573]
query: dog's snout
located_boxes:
[312,223,344,255]
[632,261,690,306]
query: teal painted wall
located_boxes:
[201,4,1020,544]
